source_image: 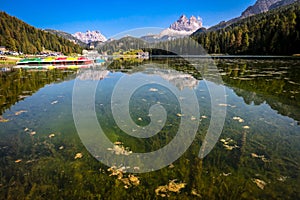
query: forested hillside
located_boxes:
[192,2,300,55]
[45,29,88,48]
[98,36,148,54]
[0,12,82,54]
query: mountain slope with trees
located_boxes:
[98,36,149,54]
[44,29,88,48]
[0,12,82,54]
[207,0,300,32]
[192,2,300,55]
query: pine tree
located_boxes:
[0,11,82,54]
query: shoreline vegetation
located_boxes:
[0,56,20,66]
[2,54,300,69]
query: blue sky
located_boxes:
[0,0,256,38]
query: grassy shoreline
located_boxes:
[0,62,16,68]
[0,55,20,67]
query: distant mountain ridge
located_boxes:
[73,30,107,44]
[45,29,88,48]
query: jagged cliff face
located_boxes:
[241,0,299,18]
[145,15,203,41]
[269,0,300,9]
[241,0,281,18]
[140,15,202,42]
[206,0,300,32]
[169,15,202,32]
[73,30,107,44]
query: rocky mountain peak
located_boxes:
[169,15,202,32]
[73,30,107,44]
[141,14,203,42]
[189,15,197,22]
[179,15,189,22]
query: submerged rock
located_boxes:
[155,186,168,197]
[177,113,184,117]
[168,164,175,169]
[0,116,9,123]
[51,100,58,105]
[220,138,239,151]
[277,176,288,182]
[220,138,227,144]
[155,179,186,197]
[218,103,230,107]
[222,172,232,177]
[114,141,122,145]
[108,166,140,188]
[108,166,124,180]
[233,116,245,123]
[107,143,132,156]
[223,144,239,151]
[128,175,140,186]
[251,153,271,162]
[15,110,27,116]
[168,180,186,193]
[30,131,36,136]
[252,178,266,190]
[149,88,158,92]
[74,153,83,159]
[133,166,140,171]
[251,153,260,158]
[191,189,201,197]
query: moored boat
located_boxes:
[16,56,93,65]
[13,64,91,70]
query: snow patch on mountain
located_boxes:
[158,28,195,38]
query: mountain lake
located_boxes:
[0,57,299,199]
